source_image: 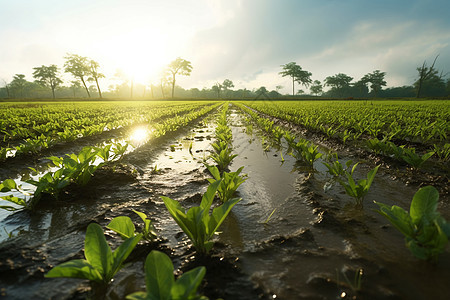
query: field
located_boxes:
[0,99,449,299]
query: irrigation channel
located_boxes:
[0,103,449,299]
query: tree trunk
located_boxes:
[5,85,10,98]
[80,77,91,98]
[171,75,176,99]
[160,80,165,98]
[51,86,55,99]
[292,76,295,96]
[95,77,102,98]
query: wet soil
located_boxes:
[0,105,449,300]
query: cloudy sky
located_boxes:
[1,0,449,94]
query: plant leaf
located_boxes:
[107,216,136,239]
[110,234,142,281]
[375,202,414,238]
[145,251,174,300]
[410,186,439,224]
[45,259,102,282]
[84,223,112,281]
[171,266,206,299]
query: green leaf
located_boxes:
[375,201,414,238]
[84,223,112,281]
[206,165,221,180]
[0,179,17,192]
[45,259,103,282]
[209,197,241,238]
[0,195,27,207]
[107,216,136,239]
[171,266,206,299]
[126,292,148,300]
[200,179,221,210]
[145,251,174,300]
[110,234,142,281]
[161,196,195,241]
[410,186,439,224]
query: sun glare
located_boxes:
[104,29,170,84]
[129,127,150,144]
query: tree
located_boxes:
[32,64,63,99]
[361,70,386,98]
[310,80,323,96]
[415,55,440,98]
[64,54,91,97]
[166,57,193,98]
[414,70,447,97]
[296,89,305,95]
[1,79,10,98]
[222,79,234,98]
[212,82,222,99]
[87,60,105,98]
[10,74,27,98]
[70,80,82,97]
[279,62,312,96]
[324,73,353,97]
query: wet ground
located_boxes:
[0,104,449,299]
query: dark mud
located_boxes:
[0,106,449,300]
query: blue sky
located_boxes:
[0,0,449,94]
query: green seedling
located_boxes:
[433,143,450,162]
[126,250,207,300]
[338,164,379,207]
[210,148,237,172]
[46,223,141,284]
[263,208,277,224]
[107,210,157,241]
[206,165,247,202]
[162,180,241,255]
[211,140,229,154]
[401,148,434,169]
[375,186,450,262]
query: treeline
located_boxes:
[1,54,449,99]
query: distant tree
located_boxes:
[361,70,386,98]
[414,54,439,98]
[310,80,323,96]
[279,62,312,96]
[275,85,283,93]
[222,79,234,98]
[447,78,450,96]
[87,60,105,98]
[10,74,27,98]
[296,89,305,95]
[1,79,10,98]
[32,64,63,99]
[212,82,222,99]
[414,70,447,97]
[166,57,193,98]
[64,54,91,97]
[70,80,82,97]
[324,73,353,97]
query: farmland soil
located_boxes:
[0,106,449,299]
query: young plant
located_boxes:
[46,223,141,284]
[126,250,207,300]
[375,186,450,262]
[210,148,237,172]
[162,180,241,255]
[401,148,434,169]
[206,165,247,202]
[107,210,157,241]
[338,164,379,207]
[0,179,33,211]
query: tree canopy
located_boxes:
[166,57,193,98]
[32,65,63,99]
[279,62,312,96]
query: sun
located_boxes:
[103,29,170,84]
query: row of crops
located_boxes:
[0,99,449,299]
[0,101,214,160]
[243,100,450,166]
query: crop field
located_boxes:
[0,99,449,299]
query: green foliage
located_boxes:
[338,164,379,207]
[288,139,323,167]
[162,180,241,255]
[46,223,141,283]
[375,186,450,262]
[206,165,247,202]
[210,148,237,172]
[107,210,157,241]
[126,250,207,300]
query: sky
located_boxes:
[0,0,449,94]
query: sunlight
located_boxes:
[103,29,170,84]
[129,126,150,144]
